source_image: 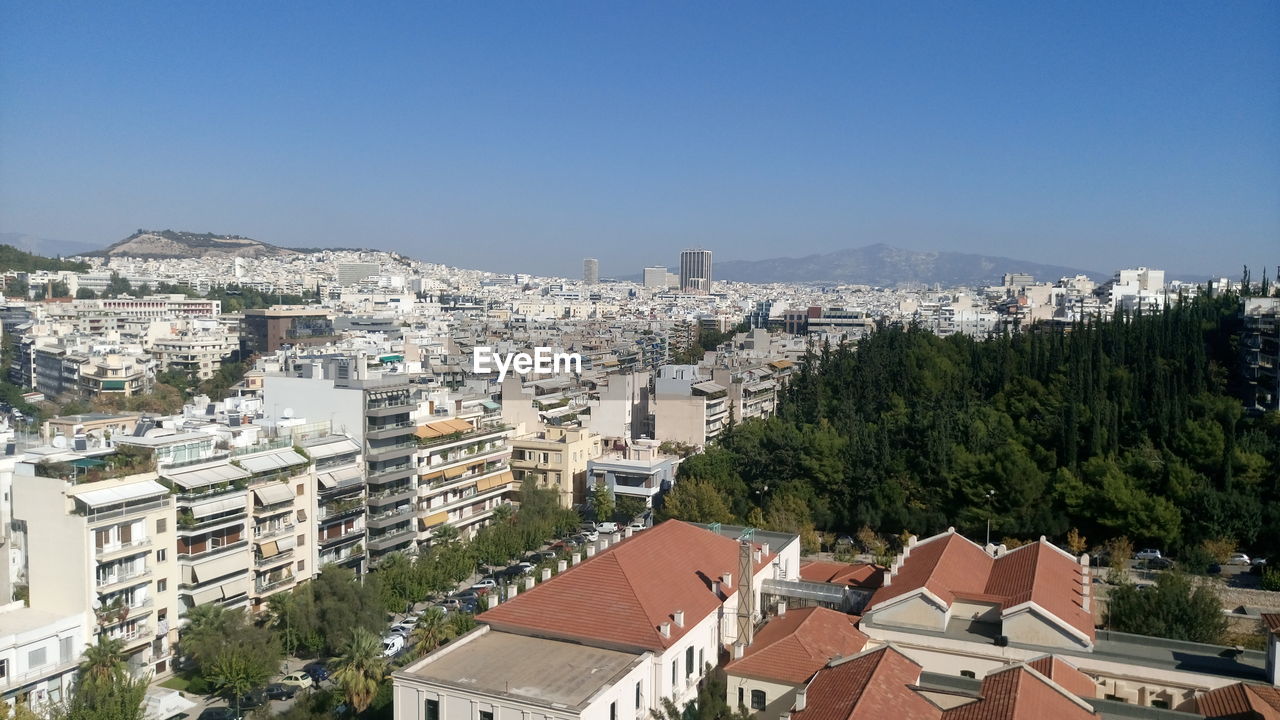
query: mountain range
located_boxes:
[93,230,301,259]
[713,244,1107,286]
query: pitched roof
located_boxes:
[478,520,773,651]
[941,665,1097,720]
[1262,613,1280,635]
[1026,656,1096,701]
[1194,683,1280,720]
[869,532,1093,641]
[793,646,942,720]
[799,562,885,589]
[725,607,868,684]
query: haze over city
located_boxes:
[2,1,1278,278]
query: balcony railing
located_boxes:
[367,526,415,550]
[416,425,510,449]
[178,538,249,561]
[254,575,295,593]
[319,525,364,545]
[319,499,364,521]
[177,510,248,533]
[253,523,295,541]
[80,497,172,524]
[96,536,153,559]
[255,548,294,567]
[96,567,152,591]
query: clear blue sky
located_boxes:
[2,1,1277,277]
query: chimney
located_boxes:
[712,580,721,598]
[761,542,770,556]
[660,622,671,638]
[777,600,787,616]
[722,572,733,588]
[586,545,596,558]
[524,576,535,591]
[541,568,552,582]
[487,594,499,610]
[572,553,582,566]
[674,610,685,628]
[733,642,745,659]
[557,559,568,573]
[508,584,518,599]
[795,688,807,712]
[753,549,762,563]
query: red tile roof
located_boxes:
[478,520,773,651]
[1194,683,1280,720]
[1026,656,1095,701]
[869,532,1093,641]
[792,646,941,720]
[941,666,1097,720]
[725,607,868,684]
[1262,613,1280,634]
[799,561,885,589]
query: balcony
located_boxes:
[178,538,249,562]
[367,526,415,551]
[319,499,365,522]
[366,505,413,529]
[80,497,172,524]
[255,548,294,568]
[253,523,295,541]
[96,567,152,592]
[319,525,364,546]
[416,425,510,450]
[366,420,414,439]
[367,463,414,484]
[365,441,417,462]
[177,510,248,534]
[366,400,412,417]
[254,574,295,594]
[368,485,416,506]
[96,537,154,561]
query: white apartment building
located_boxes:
[0,602,86,709]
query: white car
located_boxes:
[628,522,646,533]
[1227,553,1251,566]
[471,578,497,591]
[597,522,618,534]
[381,635,404,657]
[1251,557,1268,567]
[389,620,417,637]
[1134,549,1163,561]
[580,528,599,542]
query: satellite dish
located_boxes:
[51,436,68,449]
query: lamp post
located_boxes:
[985,489,996,546]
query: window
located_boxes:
[296,484,304,496]
[738,688,744,708]
[59,636,73,664]
[298,534,305,547]
[1104,695,1127,703]
[698,649,704,673]
[28,647,46,668]
[157,579,167,592]
[424,699,439,720]
[156,518,167,534]
[960,670,976,679]
[156,549,167,562]
[609,702,616,720]
[671,660,677,687]
[297,560,306,572]
[636,682,642,709]
[750,690,766,710]
[686,647,694,677]
[0,659,7,679]
[1151,700,1170,710]
[480,711,493,720]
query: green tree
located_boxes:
[63,634,147,720]
[660,478,734,524]
[329,627,387,714]
[207,645,274,716]
[590,482,615,524]
[1105,571,1228,644]
[409,607,452,657]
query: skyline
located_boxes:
[2,2,1278,278]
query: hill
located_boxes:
[0,244,90,273]
[96,230,301,259]
[714,244,1105,286]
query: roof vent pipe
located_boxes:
[722,572,733,588]
[660,622,671,638]
[674,610,684,628]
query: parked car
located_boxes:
[532,550,557,562]
[1227,553,1251,566]
[302,662,331,683]
[389,620,417,637]
[452,589,480,602]
[567,535,589,547]
[627,522,646,533]
[1134,549,1163,561]
[280,671,314,690]
[235,688,267,710]
[439,598,462,610]
[597,522,619,534]
[382,634,405,657]
[1251,557,1268,567]
[198,708,241,720]
[265,683,299,701]
[471,578,497,591]
[515,561,536,574]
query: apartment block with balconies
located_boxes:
[303,435,367,573]
[13,471,179,680]
[414,416,514,545]
[510,425,602,508]
[235,444,316,609]
[159,461,253,613]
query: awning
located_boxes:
[481,400,501,411]
[420,511,447,529]
[164,464,249,490]
[415,418,474,439]
[258,541,279,558]
[253,484,294,506]
[276,535,297,551]
[318,465,362,489]
[444,465,468,480]
[296,509,307,522]
[306,438,361,460]
[238,449,308,474]
[420,468,446,483]
[746,379,776,392]
[219,577,249,600]
[191,554,245,584]
[189,585,223,605]
[477,471,514,493]
[75,480,169,508]
[189,495,246,518]
[692,381,726,394]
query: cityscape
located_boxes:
[1,4,1278,720]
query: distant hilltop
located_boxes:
[95,229,302,259]
[715,243,1108,287]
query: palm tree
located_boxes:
[329,627,387,713]
[80,634,127,685]
[409,608,451,657]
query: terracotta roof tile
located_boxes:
[941,666,1097,720]
[799,562,885,589]
[1026,656,1095,700]
[1195,683,1280,720]
[725,607,868,684]
[478,520,773,651]
[1262,613,1280,634]
[793,646,942,720]
[869,533,1094,641]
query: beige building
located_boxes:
[238,445,317,611]
[510,426,602,508]
[13,471,179,679]
[414,416,514,545]
[151,327,238,382]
